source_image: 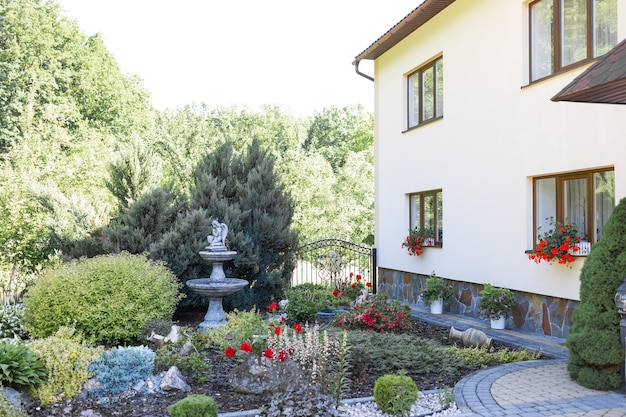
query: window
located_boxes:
[529,0,617,82]
[409,190,443,244]
[534,169,614,243]
[408,57,443,128]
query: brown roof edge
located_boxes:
[352,0,456,65]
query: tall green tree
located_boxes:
[566,197,626,390]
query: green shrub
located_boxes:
[203,309,268,349]
[23,252,182,345]
[346,330,465,377]
[0,341,46,390]
[448,345,541,368]
[0,304,25,340]
[167,394,218,417]
[373,370,418,417]
[567,197,626,390]
[154,334,211,384]
[88,345,155,397]
[29,326,103,404]
[284,284,332,323]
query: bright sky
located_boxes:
[58,1,416,116]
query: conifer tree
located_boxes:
[566,197,626,390]
[187,140,298,309]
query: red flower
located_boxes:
[278,350,288,361]
[281,316,286,322]
[274,326,281,336]
[356,274,362,281]
[366,282,372,288]
[292,323,302,334]
[350,272,354,279]
[268,303,279,312]
[351,283,357,289]
[224,346,237,358]
[240,342,252,353]
[264,348,274,359]
[333,288,339,297]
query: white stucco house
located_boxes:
[353,0,626,337]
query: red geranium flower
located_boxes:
[278,350,288,361]
[264,348,274,359]
[366,282,372,288]
[240,342,252,353]
[274,326,281,336]
[224,346,237,358]
[356,274,362,281]
[292,323,302,334]
[268,303,279,312]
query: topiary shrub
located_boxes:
[23,252,182,345]
[566,197,626,390]
[28,326,103,404]
[0,341,47,390]
[167,394,218,417]
[88,345,156,398]
[373,370,418,417]
[0,304,26,341]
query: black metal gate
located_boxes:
[291,238,376,292]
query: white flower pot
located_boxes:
[430,298,443,315]
[490,316,505,329]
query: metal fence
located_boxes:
[291,238,376,292]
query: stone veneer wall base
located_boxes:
[378,267,578,338]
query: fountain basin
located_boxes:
[186,278,249,330]
[186,278,249,298]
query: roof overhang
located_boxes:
[551,37,626,104]
[352,0,456,64]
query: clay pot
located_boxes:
[449,327,493,349]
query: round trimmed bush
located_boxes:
[167,394,218,417]
[23,252,182,345]
[373,371,418,417]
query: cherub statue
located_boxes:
[207,220,228,250]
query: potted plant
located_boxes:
[402,227,435,256]
[420,272,454,314]
[528,217,581,266]
[478,283,516,329]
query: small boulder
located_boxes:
[160,366,191,392]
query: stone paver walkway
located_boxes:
[409,307,626,417]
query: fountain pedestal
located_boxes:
[185,232,248,330]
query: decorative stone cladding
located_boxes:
[378,267,578,338]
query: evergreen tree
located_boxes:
[186,140,298,309]
[566,197,626,390]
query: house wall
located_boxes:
[373,0,626,333]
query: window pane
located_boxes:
[408,72,420,128]
[561,0,588,66]
[422,66,434,121]
[436,191,443,242]
[531,0,554,80]
[535,177,556,238]
[564,177,588,240]
[435,59,444,118]
[594,171,614,241]
[410,194,421,229]
[424,194,435,231]
[593,0,617,57]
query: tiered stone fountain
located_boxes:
[185,220,248,331]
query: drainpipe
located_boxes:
[354,60,374,82]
